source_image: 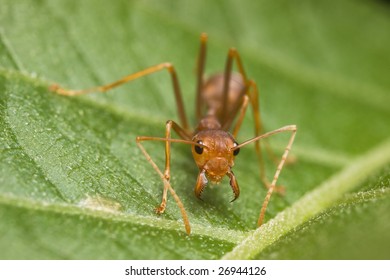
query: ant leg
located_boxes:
[231,95,249,138]
[136,120,191,234]
[50,63,190,131]
[195,33,208,121]
[220,47,289,187]
[233,125,297,227]
[221,48,249,125]
[247,80,294,165]
[247,81,286,194]
[256,125,297,226]
[230,78,285,194]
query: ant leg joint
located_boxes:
[163,172,170,181]
[162,62,174,72]
[290,124,297,131]
[49,83,77,96]
[49,84,59,92]
[155,199,166,214]
[229,48,237,56]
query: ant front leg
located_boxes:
[233,125,297,227]
[256,125,297,226]
[136,120,191,234]
[157,120,189,214]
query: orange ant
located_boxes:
[50,33,297,235]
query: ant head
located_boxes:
[191,130,240,200]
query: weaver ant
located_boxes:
[50,33,297,234]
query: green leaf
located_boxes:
[0,0,389,259]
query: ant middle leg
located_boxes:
[246,81,287,194]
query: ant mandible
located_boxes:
[50,33,297,235]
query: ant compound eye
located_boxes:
[233,142,240,156]
[195,140,204,155]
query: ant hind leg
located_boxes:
[223,47,287,195]
[50,63,190,131]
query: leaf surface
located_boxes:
[0,0,389,259]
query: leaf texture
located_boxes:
[0,0,389,259]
